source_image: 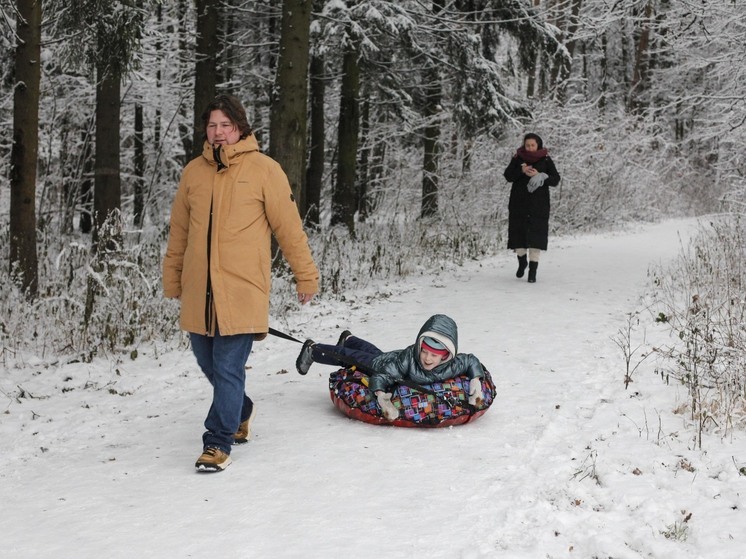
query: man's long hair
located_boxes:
[201,94,253,140]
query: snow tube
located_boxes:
[328,367,496,428]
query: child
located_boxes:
[295,314,485,420]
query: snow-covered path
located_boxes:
[2,219,745,559]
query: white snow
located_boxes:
[2,218,745,559]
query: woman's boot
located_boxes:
[516,254,528,278]
[527,261,538,283]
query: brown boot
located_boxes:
[195,447,232,473]
[233,403,257,445]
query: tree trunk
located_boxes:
[78,129,94,234]
[218,1,233,89]
[192,0,219,159]
[421,0,445,219]
[94,48,122,245]
[154,1,163,152]
[331,27,360,234]
[526,0,541,98]
[306,51,325,227]
[421,62,441,218]
[177,0,191,163]
[9,0,41,297]
[554,0,583,104]
[621,14,631,93]
[368,110,387,215]
[599,32,608,110]
[628,0,653,113]
[133,102,145,227]
[77,129,96,235]
[358,91,370,221]
[269,0,312,212]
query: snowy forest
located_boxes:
[2,1,746,431]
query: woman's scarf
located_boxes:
[516,146,548,164]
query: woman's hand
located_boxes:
[522,164,537,177]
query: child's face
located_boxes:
[419,347,445,371]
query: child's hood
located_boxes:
[415,314,458,361]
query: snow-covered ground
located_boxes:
[2,218,745,559]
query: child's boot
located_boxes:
[296,339,315,375]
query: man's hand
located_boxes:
[298,293,315,305]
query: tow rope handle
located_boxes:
[268,327,303,344]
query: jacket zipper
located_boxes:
[205,195,214,335]
[205,145,225,334]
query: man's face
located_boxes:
[206,109,241,146]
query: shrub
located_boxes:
[648,216,746,444]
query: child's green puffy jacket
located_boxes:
[368,314,484,393]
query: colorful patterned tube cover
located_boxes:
[328,367,496,428]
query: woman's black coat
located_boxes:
[503,154,561,251]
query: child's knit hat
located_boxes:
[421,336,450,358]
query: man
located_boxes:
[163,94,318,472]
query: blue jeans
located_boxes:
[190,326,254,454]
[312,336,383,368]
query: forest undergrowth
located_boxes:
[641,215,746,444]
[0,114,719,361]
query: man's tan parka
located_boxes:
[163,135,318,336]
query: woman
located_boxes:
[503,133,561,283]
[163,94,318,472]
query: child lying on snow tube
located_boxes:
[295,314,487,421]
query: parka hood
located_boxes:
[201,134,261,171]
[415,314,458,363]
